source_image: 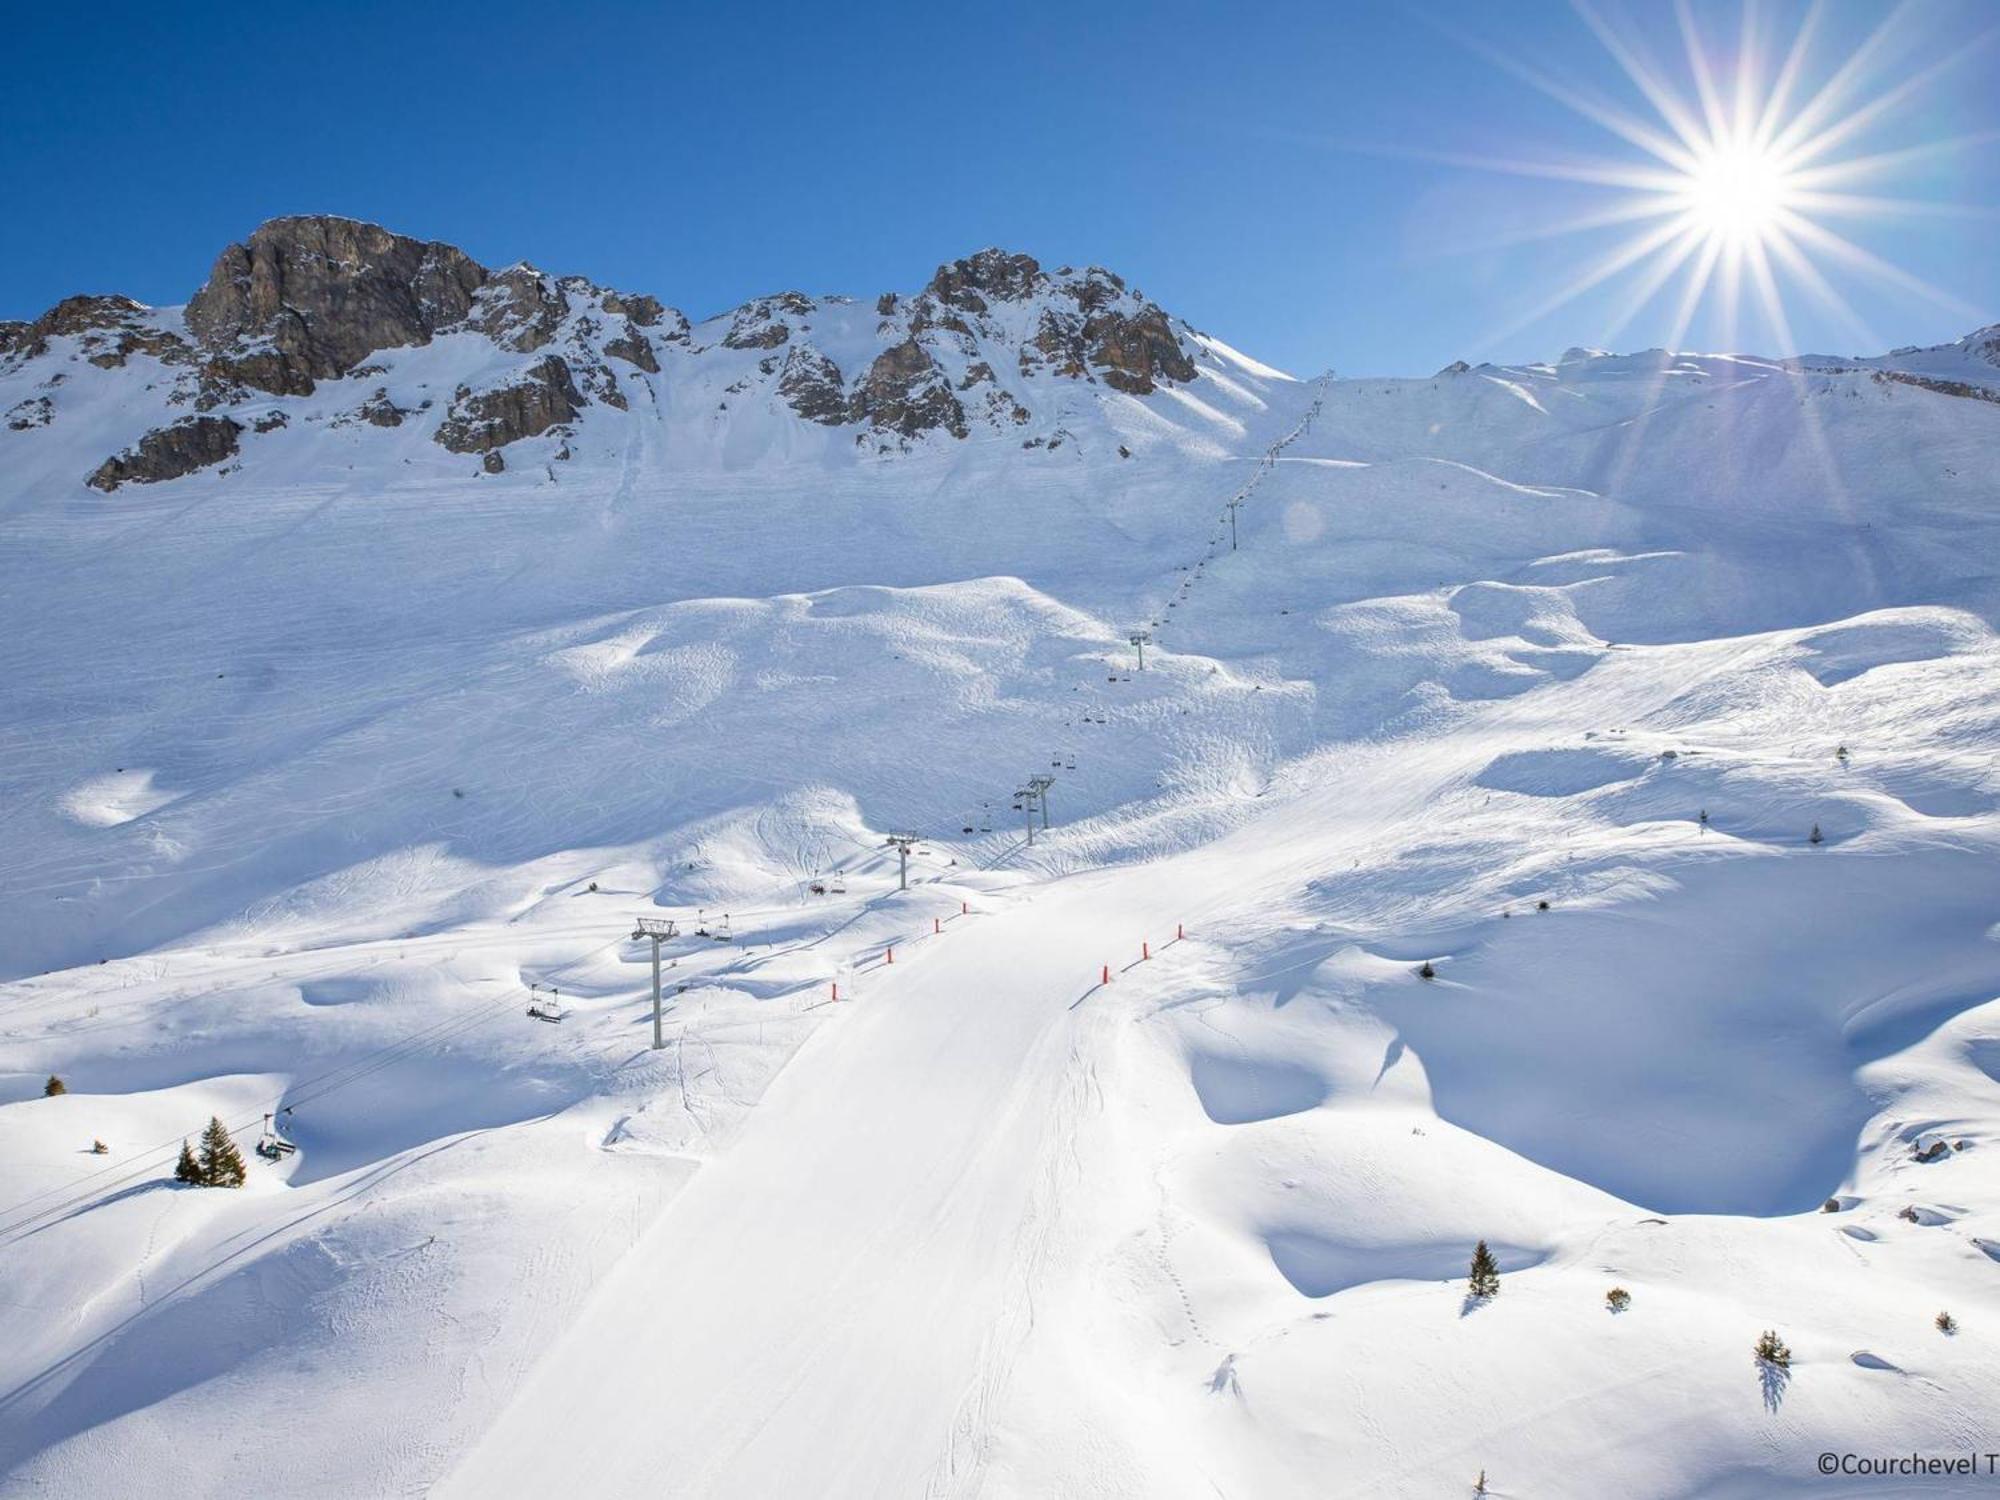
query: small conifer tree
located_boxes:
[1606,1286,1631,1312]
[174,1140,201,1184]
[1753,1329,1791,1369]
[197,1115,247,1188]
[1468,1240,1501,1299]
[1809,823,1823,845]
[43,1075,66,1097]
[1419,960,1437,980]
[1936,1310,1957,1335]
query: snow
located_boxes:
[3,286,2000,1498]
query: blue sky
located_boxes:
[2,0,1993,375]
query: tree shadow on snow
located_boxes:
[1758,1358,1791,1413]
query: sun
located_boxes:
[1679,140,1794,247]
[1407,2,1991,361]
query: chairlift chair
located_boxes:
[830,869,847,894]
[255,1112,297,1161]
[527,983,566,1023]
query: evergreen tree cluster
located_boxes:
[174,1116,248,1188]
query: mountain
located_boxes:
[3,220,1999,1500]
[1,215,1271,495]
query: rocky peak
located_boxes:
[3,294,190,368]
[186,215,489,396]
[924,249,1046,312]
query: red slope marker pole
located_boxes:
[832,981,839,1002]
[1177,923,1184,940]
[1101,964,1110,985]
[934,917,940,934]
[886,947,894,965]
[1142,940,1150,960]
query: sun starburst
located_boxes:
[1422,0,1994,360]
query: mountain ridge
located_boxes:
[1,214,1245,489]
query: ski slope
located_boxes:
[4,283,2000,1498]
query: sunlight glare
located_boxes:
[1680,141,1794,245]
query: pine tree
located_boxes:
[1809,823,1823,845]
[1418,960,1437,980]
[1753,1329,1791,1369]
[1468,1240,1501,1299]
[43,1074,66,1096]
[174,1140,201,1185]
[1936,1310,1957,1335]
[197,1116,247,1188]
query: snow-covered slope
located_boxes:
[2,220,1998,1499]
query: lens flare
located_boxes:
[1414,0,1994,357]
[1680,141,1794,245]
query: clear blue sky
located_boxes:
[2,0,1993,375]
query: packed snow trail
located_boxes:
[435,643,1739,1499]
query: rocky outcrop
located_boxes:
[853,337,965,439]
[433,356,583,454]
[7,395,53,430]
[185,216,488,396]
[466,266,567,353]
[723,294,813,351]
[777,346,848,425]
[925,249,1045,312]
[1084,302,1196,395]
[356,388,411,427]
[604,324,660,373]
[86,415,242,491]
[3,295,193,370]
[1874,369,2000,406]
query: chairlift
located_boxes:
[809,879,827,895]
[255,1111,297,1161]
[1065,754,1076,770]
[693,908,712,937]
[829,869,847,894]
[714,913,733,943]
[527,983,566,1023]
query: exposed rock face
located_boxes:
[185,216,488,395]
[1874,369,2000,407]
[603,291,662,327]
[925,249,1045,312]
[434,356,583,454]
[723,294,812,351]
[777,346,848,425]
[466,266,567,353]
[604,324,660,373]
[853,337,966,439]
[1084,302,1197,395]
[357,388,409,427]
[86,415,242,490]
[7,395,53,430]
[3,295,193,369]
